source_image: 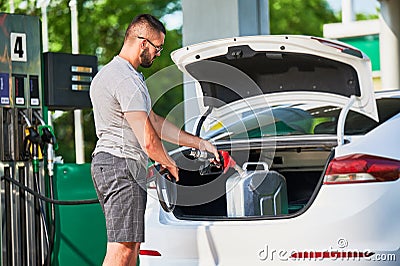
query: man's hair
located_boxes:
[125,14,166,42]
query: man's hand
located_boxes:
[149,111,220,163]
[199,139,220,162]
[162,164,179,182]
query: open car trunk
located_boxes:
[170,137,337,220]
[161,35,382,221]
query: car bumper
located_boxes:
[141,180,399,265]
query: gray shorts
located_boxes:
[91,152,147,243]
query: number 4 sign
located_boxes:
[11,32,27,62]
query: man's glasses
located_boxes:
[137,36,163,53]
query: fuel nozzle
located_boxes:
[25,127,41,143]
[33,110,57,146]
[190,149,244,176]
[189,149,215,161]
[18,111,39,160]
[219,150,244,176]
[39,126,57,145]
[190,149,221,176]
[22,126,42,160]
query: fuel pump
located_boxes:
[1,12,100,266]
[0,13,45,266]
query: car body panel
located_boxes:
[336,113,400,160]
[142,179,400,265]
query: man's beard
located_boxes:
[140,48,155,68]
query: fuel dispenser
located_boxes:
[1,11,104,266]
[0,13,47,266]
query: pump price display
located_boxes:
[14,75,25,105]
[0,73,10,105]
[29,75,40,106]
[10,32,27,62]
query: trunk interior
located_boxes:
[171,139,336,220]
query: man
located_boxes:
[90,14,219,266]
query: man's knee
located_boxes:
[120,241,141,254]
[105,242,140,264]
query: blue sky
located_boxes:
[326,0,380,14]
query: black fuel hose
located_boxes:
[1,175,99,205]
[195,106,213,136]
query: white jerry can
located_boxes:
[226,162,288,217]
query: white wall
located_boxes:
[181,0,269,132]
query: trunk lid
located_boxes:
[171,35,378,122]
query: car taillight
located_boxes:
[311,37,363,58]
[139,249,162,256]
[324,154,400,184]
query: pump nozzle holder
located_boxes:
[40,126,56,145]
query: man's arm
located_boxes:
[125,111,179,180]
[149,111,219,160]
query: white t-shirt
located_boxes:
[90,56,151,163]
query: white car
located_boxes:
[140,35,400,266]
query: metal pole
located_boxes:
[379,0,400,90]
[70,0,79,55]
[341,0,355,23]
[69,0,85,164]
[38,0,50,53]
[9,0,15,13]
[37,0,56,172]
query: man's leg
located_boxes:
[103,242,141,266]
[91,154,147,266]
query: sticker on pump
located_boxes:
[0,73,10,105]
[11,33,27,62]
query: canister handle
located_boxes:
[242,162,269,172]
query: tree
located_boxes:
[43,0,181,65]
[269,0,339,35]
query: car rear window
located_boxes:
[205,97,400,140]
